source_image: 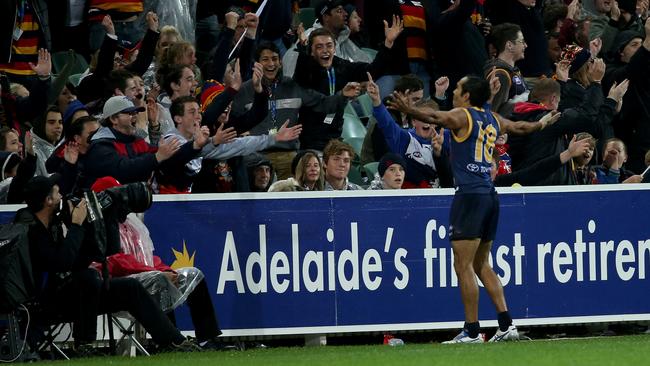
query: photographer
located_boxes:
[14,175,199,355]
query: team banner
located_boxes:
[143,186,650,335]
[2,186,649,336]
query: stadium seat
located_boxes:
[342,114,366,139]
[52,51,89,76]
[68,73,85,87]
[347,164,364,186]
[344,102,358,117]
[344,137,364,156]
[356,94,374,119]
[361,48,378,60]
[298,8,316,28]
[363,162,379,179]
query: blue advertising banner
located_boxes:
[2,185,650,336]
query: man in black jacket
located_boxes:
[292,20,403,151]
[15,175,198,353]
[508,77,628,185]
[603,18,650,173]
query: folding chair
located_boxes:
[110,314,150,356]
[36,322,71,360]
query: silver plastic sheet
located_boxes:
[142,0,198,43]
[126,267,203,312]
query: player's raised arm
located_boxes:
[498,110,561,135]
[385,89,467,131]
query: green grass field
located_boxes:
[42,335,650,366]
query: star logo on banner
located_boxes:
[171,240,196,269]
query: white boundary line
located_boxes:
[212,313,650,337]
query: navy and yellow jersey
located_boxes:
[450,107,501,194]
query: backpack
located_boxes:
[0,223,34,313]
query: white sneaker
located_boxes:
[488,325,519,342]
[442,330,484,344]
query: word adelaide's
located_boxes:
[217,223,409,294]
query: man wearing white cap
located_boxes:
[79,96,208,188]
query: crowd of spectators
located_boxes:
[2,0,650,358]
[3,0,649,197]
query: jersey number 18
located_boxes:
[474,121,497,164]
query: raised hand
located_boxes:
[24,131,34,157]
[252,62,264,93]
[639,0,650,19]
[29,49,52,78]
[567,0,581,21]
[146,97,159,126]
[488,67,501,99]
[383,15,404,49]
[366,72,381,106]
[588,58,606,82]
[225,11,239,30]
[539,110,562,129]
[193,124,210,149]
[589,37,603,57]
[156,136,182,162]
[275,120,302,142]
[297,23,308,46]
[432,128,445,157]
[245,13,259,38]
[102,15,115,35]
[434,76,450,99]
[212,123,237,145]
[64,142,80,164]
[69,199,88,226]
[342,82,361,98]
[603,146,624,170]
[386,90,410,113]
[224,59,242,91]
[146,11,159,32]
[608,79,630,113]
[555,60,570,82]
[567,135,592,158]
[611,0,621,21]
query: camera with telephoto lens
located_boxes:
[64,182,153,262]
[66,182,153,222]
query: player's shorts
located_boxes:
[449,190,499,241]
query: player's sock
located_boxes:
[465,322,480,338]
[497,311,512,332]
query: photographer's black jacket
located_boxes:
[14,208,86,295]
